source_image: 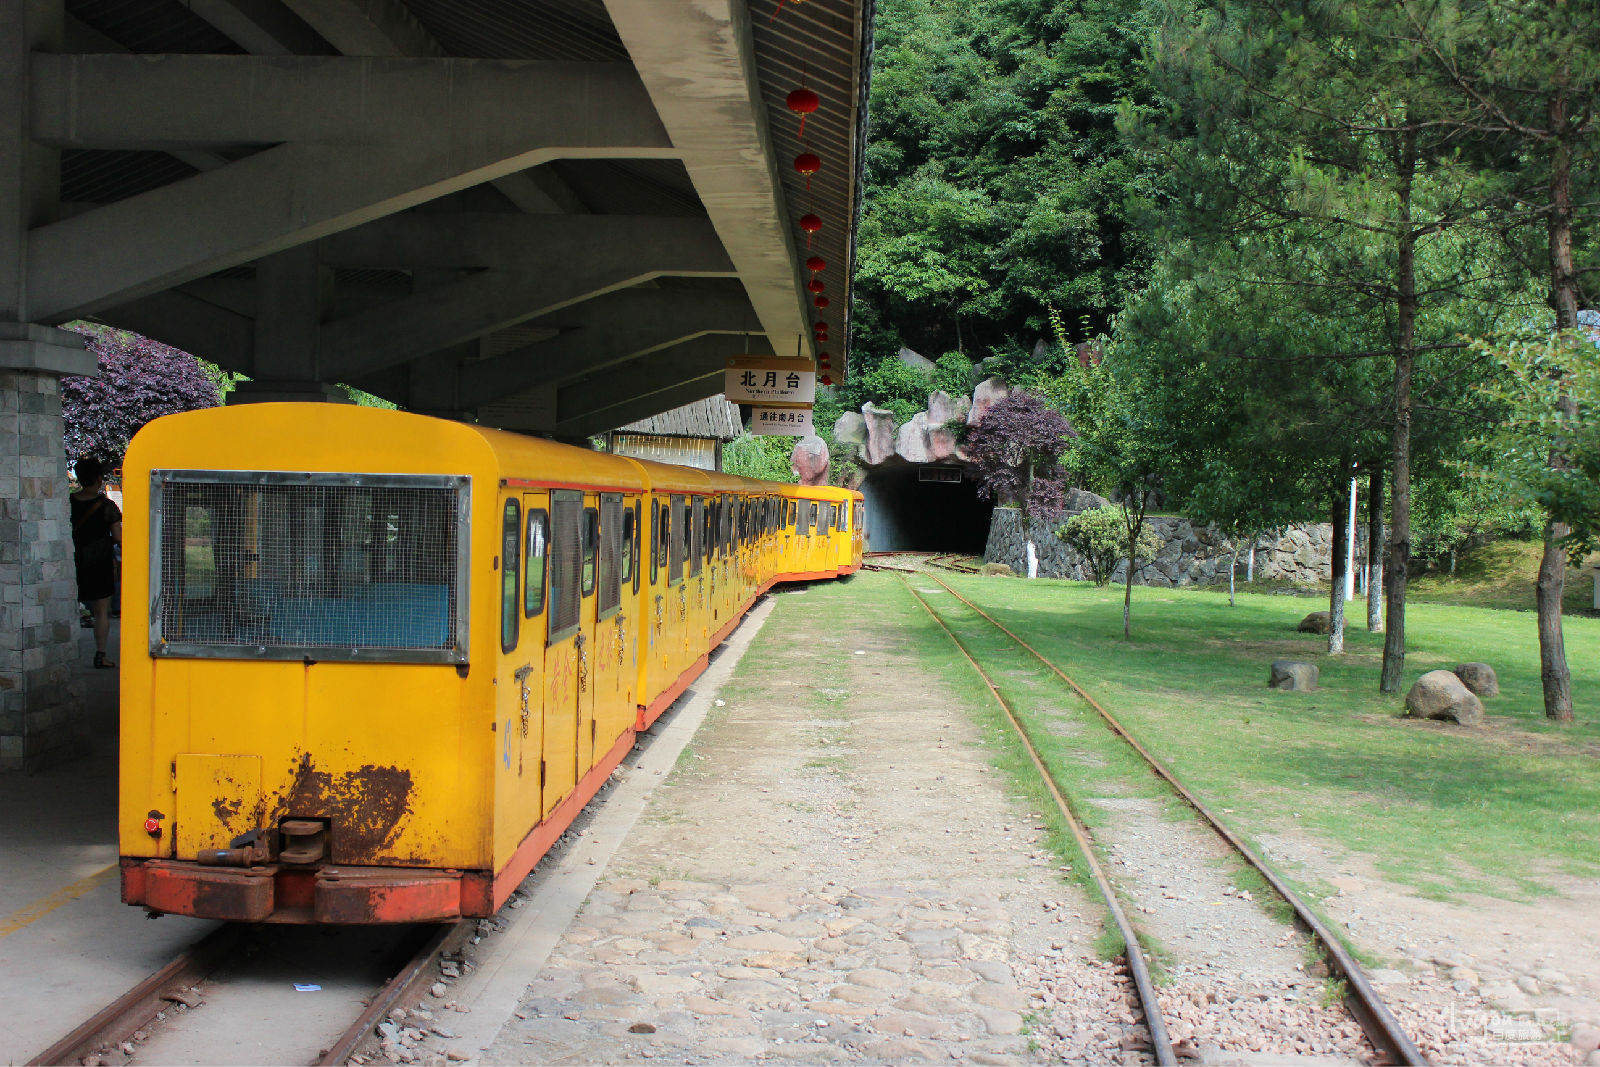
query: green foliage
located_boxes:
[1057,505,1161,585]
[933,352,975,400]
[837,355,934,424]
[723,433,799,483]
[1472,328,1600,562]
[855,0,1165,366]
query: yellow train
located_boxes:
[117,404,861,923]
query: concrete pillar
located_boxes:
[230,244,348,403]
[406,268,473,419]
[0,325,96,772]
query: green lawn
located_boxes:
[929,571,1600,902]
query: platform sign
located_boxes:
[749,405,815,436]
[724,357,815,406]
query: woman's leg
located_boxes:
[90,596,114,665]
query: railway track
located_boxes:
[898,570,1427,1067]
[28,920,467,1066]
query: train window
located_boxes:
[501,499,520,653]
[581,507,598,597]
[787,500,796,527]
[598,495,622,618]
[668,495,685,584]
[689,497,704,577]
[649,499,660,585]
[149,471,470,664]
[631,501,642,594]
[620,503,635,589]
[798,500,811,536]
[548,491,582,643]
[524,509,548,618]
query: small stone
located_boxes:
[1516,975,1541,996]
[1297,611,1331,634]
[430,983,447,998]
[1366,969,1408,985]
[1268,660,1318,691]
[1570,1025,1600,1053]
[446,1053,469,1063]
[1534,968,1570,985]
[628,1022,657,1034]
[1405,670,1485,725]
[1452,662,1499,696]
[1448,966,1478,987]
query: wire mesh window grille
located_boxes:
[798,500,812,536]
[549,491,583,642]
[150,470,469,663]
[599,494,623,617]
[669,495,685,584]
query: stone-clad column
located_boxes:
[0,325,95,771]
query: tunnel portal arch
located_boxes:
[860,463,994,554]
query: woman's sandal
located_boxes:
[93,651,115,669]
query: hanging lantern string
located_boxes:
[794,152,821,193]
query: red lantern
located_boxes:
[814,295,830,308]
[808,278,825,293]
[806,255,827,273]
[820,374,834,386]
[817,352,831,363]
[799,213,822,248]
[787,87,820,138]
[793,152,821,192]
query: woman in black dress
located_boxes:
[71,456,122,669]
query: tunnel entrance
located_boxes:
[860,463,995,554]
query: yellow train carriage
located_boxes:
[118,403,860,924]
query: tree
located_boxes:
[964,389,1075,576]
[723,434,800,483]
[1401,0,1600,718]
[1058,505,1161,586]
[61,324,220,465]
[1131,0,1532,684]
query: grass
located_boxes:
[1409,538,1598,616]
[930,569,1600,902]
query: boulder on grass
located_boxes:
[1453,662,1499,697]
[1269,660,1318,691]
[981,562,1013,577]
[1406,670,1485,725]
[1297,611,1332,634]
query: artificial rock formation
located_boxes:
[790,435,830,486]
[1453,662,1499,697]
[1269,660,1318,691]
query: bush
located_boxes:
[61,323,220,464]
[1057,506,1162,585]
[723,433,799,482]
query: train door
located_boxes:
[688,495,705,653]
[661,494,688,679]
[591,494,638,757]
[499,494,550,834]
[541,490,587,818]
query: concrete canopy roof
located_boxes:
[23,0,871,433]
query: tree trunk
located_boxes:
[1366,464,1384,632]
[1537,91,1577,721]
[1329,481,1347,655]
[1380,135,1418,694]
[1247,544,1255,583]
[1229,547,1237,607]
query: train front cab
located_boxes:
[120,405,503,923]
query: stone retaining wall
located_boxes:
[984,507,1363,587]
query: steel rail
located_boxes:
[27,924,247,1066]
[317,920,469,1065]
[921,572,1427,1067]
[898,576,1177,1066]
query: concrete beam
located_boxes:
[553,371,733,439]
[554,334,759,431]
[457,288,762,407]
[26,59,675,322]
[280,0,442,58]
[186,0,335,56]
[603,0,812,360]
[319,221,738,380]
[31,55,660,150]
[92,289,255,373]
[318,214,719,272]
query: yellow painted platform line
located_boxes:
[0,864,117,939]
